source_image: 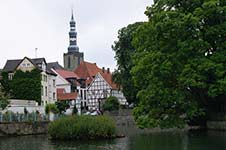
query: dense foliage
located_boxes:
[131,0,226,128]
[113,0,226,128]
[48,115,116,140]
[45,103,59,114]
[1,69,41,104]
[102,96,120,111]
[0,84,9,110]
[112,23,143,104]
[55,101,70,114]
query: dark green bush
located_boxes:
[48,115,116,140]
[45,103,59,114]
[55,101,70,114]
[102,96,120,111]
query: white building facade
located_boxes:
[87,73,127,110]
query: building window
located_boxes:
[45,86,47,97]
[8,73,13,80]
[84,90,86,100]
[27,63,30,67]
[42,75,47,82]
[80,90,83,99]
[53,92,56,99]
[53,79,56,87]
[68,56,71,68]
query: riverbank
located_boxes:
[0,121,49,136]
[0,109,224,137]
[105,109,202,136]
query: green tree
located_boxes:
[0,84,9,110]
[103,96,120,111]
[112,22,143,104]
[55,101,70,114]
[131,0,226,128]
[45,103,59,114]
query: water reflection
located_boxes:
[0,130,225,150]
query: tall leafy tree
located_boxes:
[132,0,226,128]
[112,22,143,104]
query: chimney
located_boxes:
[102,67,105,73]
[107,68,110,73]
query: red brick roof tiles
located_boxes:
[57,92,77,101]
[75,61,119,89]
[74,61,102,84]
[55,69,79,79]
[100,72,118,90]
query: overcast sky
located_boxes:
[0,0,153,70]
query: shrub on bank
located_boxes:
[45,104,59,114]
[48,115,116,140]
[102,96,120,111]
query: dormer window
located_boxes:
[8,73,13,80]
[42,62,46,71]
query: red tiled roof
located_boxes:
[75,61,119,89]
[100,72,118,90]
[57,92,77,101]
[74,61,102,84]
[55,69,79,79]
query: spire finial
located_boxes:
[71,8,74,20]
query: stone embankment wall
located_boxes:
[0,121,49,136]
[105,109,136,128]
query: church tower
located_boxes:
[64,11,84,71]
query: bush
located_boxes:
[55,101,70,114]
[102,96,120,111]
[48,115,116,140]
[45,103,59,114]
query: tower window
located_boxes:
[68,56,71,68]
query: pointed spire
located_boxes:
[71,8,74,21]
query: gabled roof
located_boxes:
[74,61,102,84]
[47,62,64,70]
[100,72,118,90]
[2,57,58,76]
[31,58,46,66]
[74,61,119,89]
[3,57,46,72]
[55,69,79,79]
[3,59,22,72]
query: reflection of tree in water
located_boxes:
[128,133,185,150]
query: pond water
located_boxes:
[0,130,225,150]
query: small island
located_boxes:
[48,115,116,140]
